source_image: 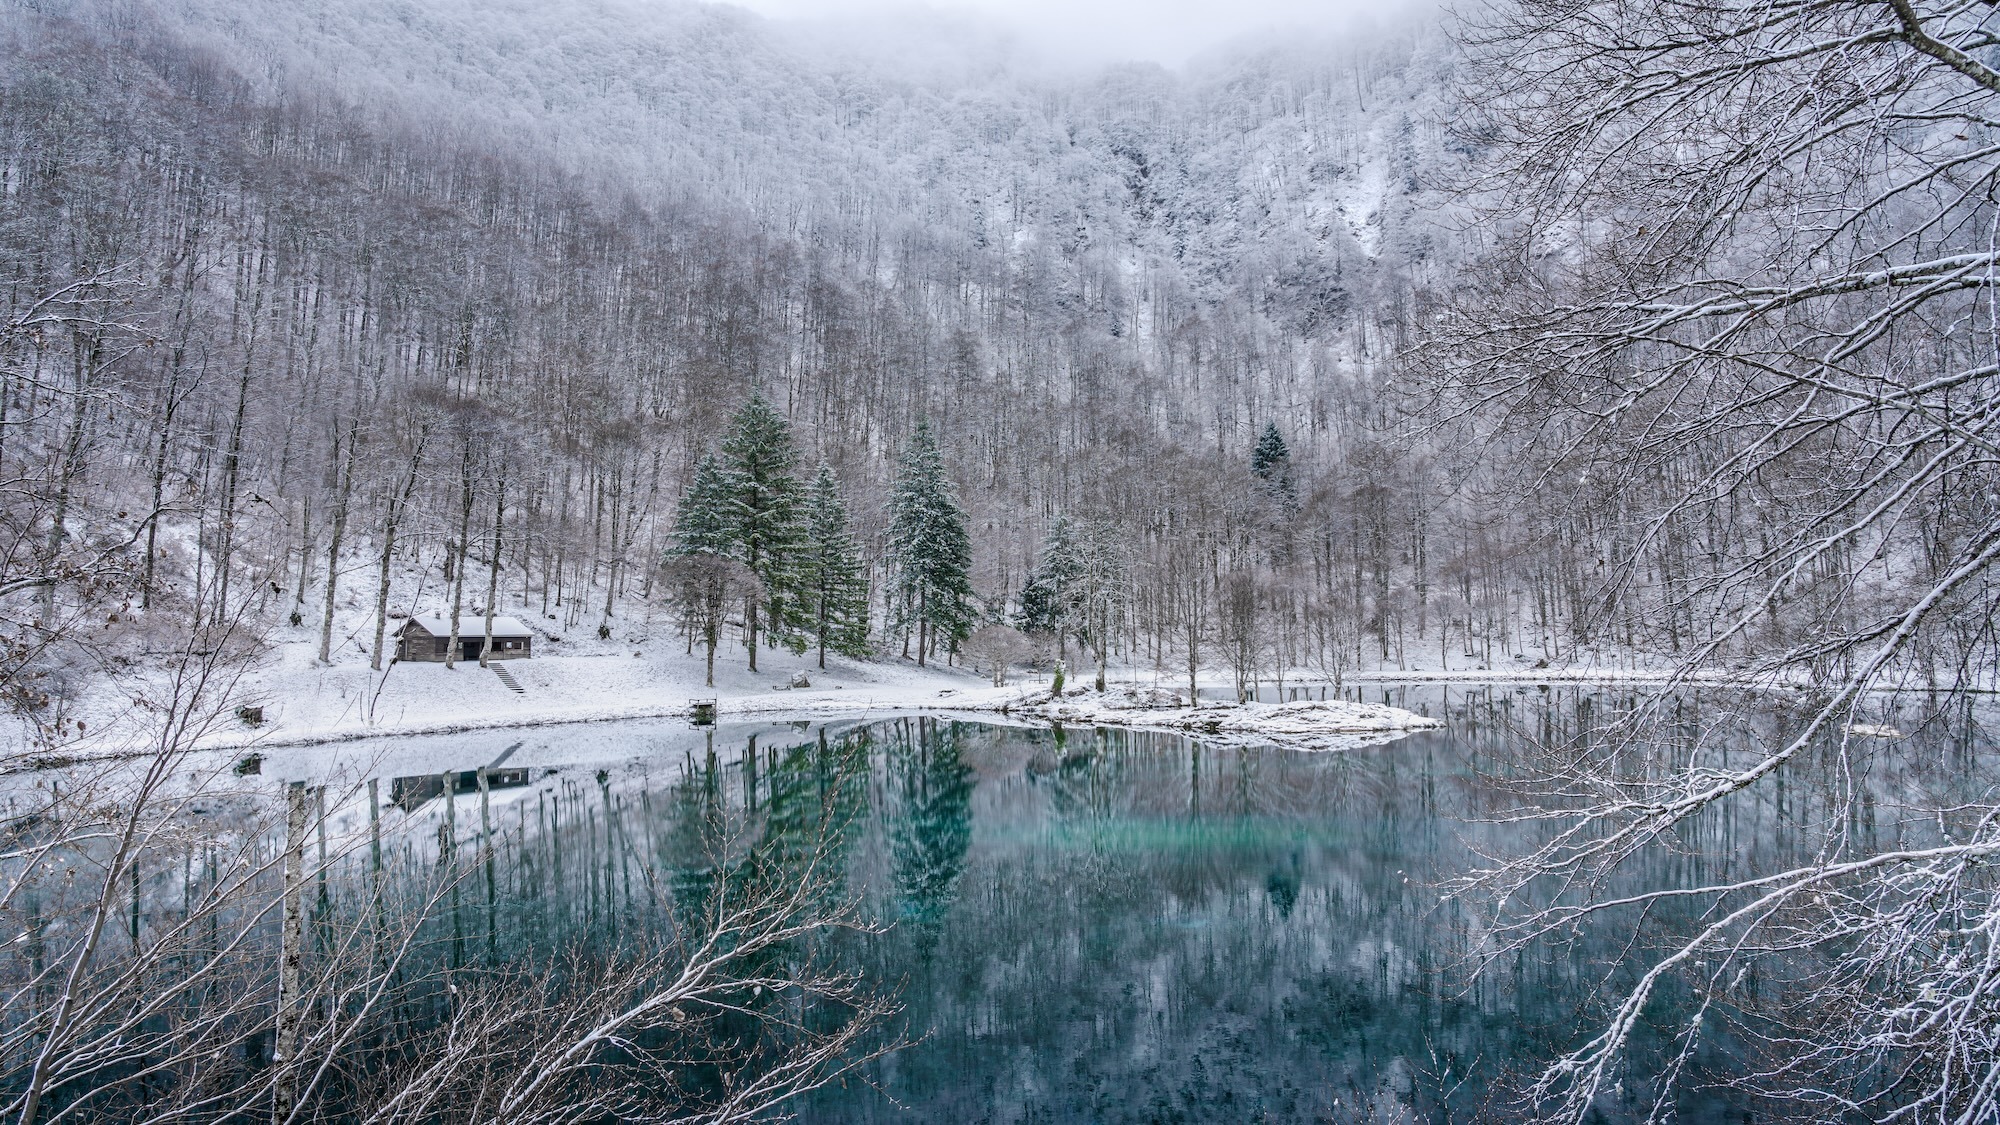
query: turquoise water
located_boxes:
[785,707,1741,1123]
[23,685,1985,1122]
[255,686,1961,1120]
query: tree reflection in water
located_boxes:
[48,686,1964,1123]
[885,717,975,955]
[791,687,1986,1124]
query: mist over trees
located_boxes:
[0,0,1489,739]
[6,0,2000,1118]
[13,0,1985,732]
[5,0,1991,703]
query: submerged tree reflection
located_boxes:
[885,718,975,955]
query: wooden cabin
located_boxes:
[395,612,534,663]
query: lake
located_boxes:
[23,682,1949,1122]
[291,683,1837,1122]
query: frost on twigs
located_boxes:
[0,688,902,1125]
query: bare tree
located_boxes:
[1432,1,2000,1118]
[664,552,760,688]
[368,412,433,672]
[316,417,364,667]
[0,631,896,1125]
[964,623,1030,686]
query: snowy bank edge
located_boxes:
[15,686,1444,765]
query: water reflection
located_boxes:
[43,685,1983,1122]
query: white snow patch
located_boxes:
[403,612,534,638]
[1845,723,1903,739]
[1001,685,1440,752]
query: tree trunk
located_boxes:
[317,419,362,665]
[39,338,95,628]
[142,364,187,611]
[369,422,430,672]
[290,493,311,627]
[274,782,308,1122]
[445,438,475,670]
[480,472,507,667]
[212,365,252,626]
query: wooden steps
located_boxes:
[490,663,524,693]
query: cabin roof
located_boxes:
[401,612,535,639]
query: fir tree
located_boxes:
[1250,421,1299,565]
[803,465,871,667]
[887,421,975,666]
[721,394,809,670]
[1250,421,1296,502]
[1016,514,1086,661]
[670,454,734,554]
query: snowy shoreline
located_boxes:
[996,686,1443,752]
[16,615,1880,767]
[185,679,1446,758]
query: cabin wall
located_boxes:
[394,631,532,662]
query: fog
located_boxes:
[727,0,1423,66]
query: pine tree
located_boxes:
[670,454,734,555]
[804,465,871,667]
[721,394,809,670]
[1251,421,1295,502]
[887,421,974,667]
[1016,514,1085,661]
[1073,520,1128,692]
[1250,421,1299,565]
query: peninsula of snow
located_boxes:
[1000,686,1443,752]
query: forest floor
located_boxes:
[220,637,1448,757]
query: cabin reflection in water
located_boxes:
[389,767,531,810]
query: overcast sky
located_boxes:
[728,0,1416,67]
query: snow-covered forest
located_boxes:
[11,0,1994,717]
[7,0,2000,1119]
[0,0,1495,729]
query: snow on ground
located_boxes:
[222,643,1439,759]
[132,592,1445,759]
[1000,685,1442,753]
[15,573,1716,768]
[191,622,1441,762]
[220,620,1020,752]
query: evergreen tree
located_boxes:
[803,465,872,667]
[721,394,809,670]
[1016,514,1085,661]
[670,454,734,554]
[1251,421,1296,502]
[887,421,975,666]
[1250,421,1299,565]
